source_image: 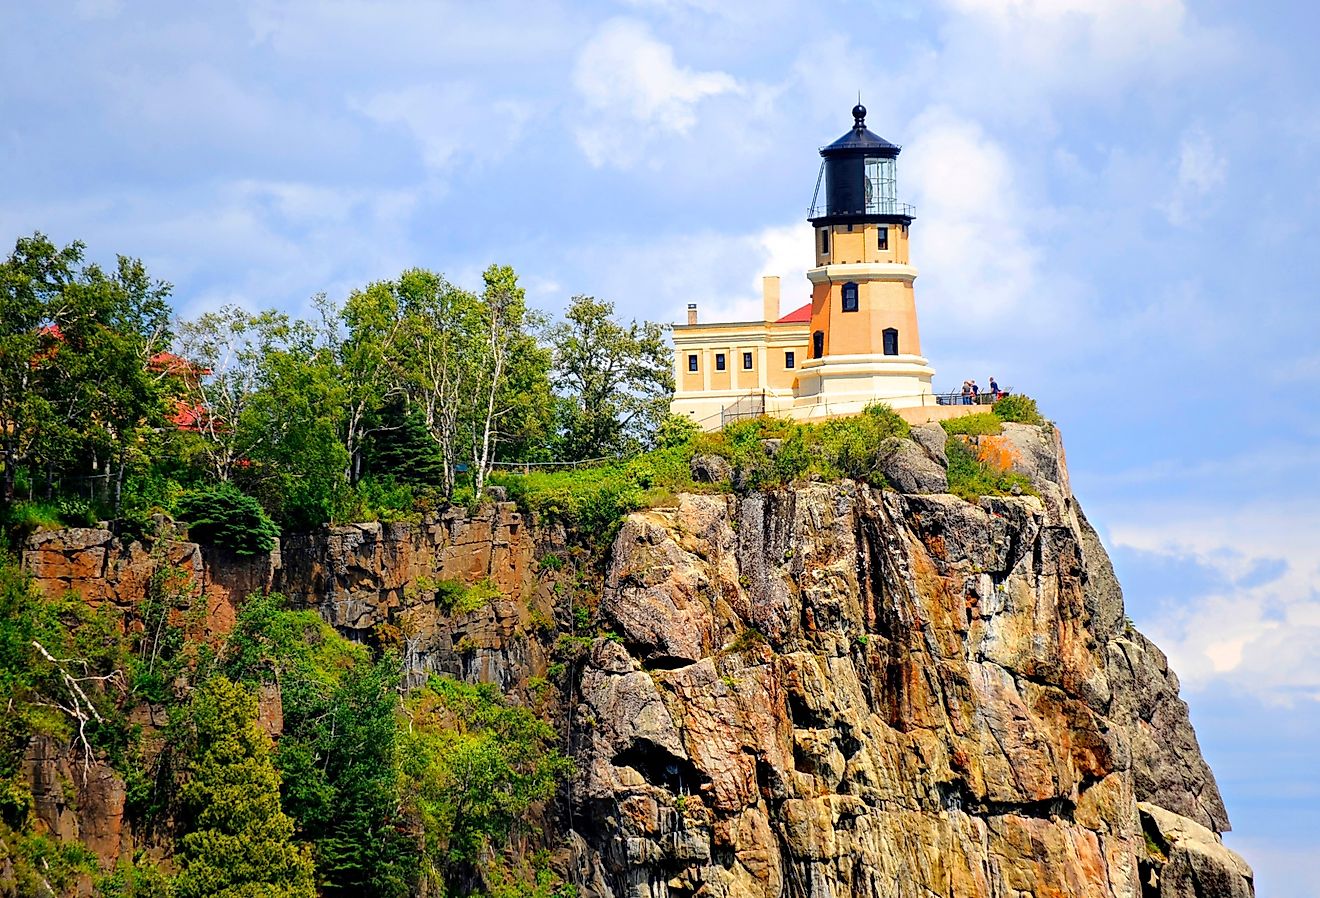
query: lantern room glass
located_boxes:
[864,158,897,214]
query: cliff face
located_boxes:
[18,424,1252,898]
[570,424,1248,898]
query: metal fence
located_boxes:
[720,392,767,427]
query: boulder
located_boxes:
[690,454,733,484]
[877,437,948,494]
[1140,803,1253,898]
[910,422,948,468]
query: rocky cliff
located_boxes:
[18,423,1252,898]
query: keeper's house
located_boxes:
[671,105,976,430]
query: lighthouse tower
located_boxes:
[794,104,935,413]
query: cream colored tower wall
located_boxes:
[815,222,910,267]
[807,263,922,358]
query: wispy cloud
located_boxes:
[1162,127,1229,225]
[572,18,741,167]
[1108,501,1320,705]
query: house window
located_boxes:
[687,354,698,372]
[715,353,726,371]
[882,328,899,356]
[812,331,824,359]
[742,351,753,370]
[877,227,888,251]
[846,223,853,232]
[841,282,859,313]
[820,228,829,255]
[785,351,795,369]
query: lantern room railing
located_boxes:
[808,199,916,219]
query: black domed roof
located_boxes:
[821,104,900,157]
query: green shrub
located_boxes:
[992,393,1045,425]
[940,413,1003,436]
[432,578,502,614]
[654,413,701,449]
[176,483,280,556]
[353,475,420,523]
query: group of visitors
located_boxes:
[959,377,1002,405]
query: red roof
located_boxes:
[776,303,811,323]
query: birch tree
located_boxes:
[176,306,293,482]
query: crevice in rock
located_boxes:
[935,780,1076,822]
[640,654,697,672]
[612,741,710,795]
[787,691,828,729]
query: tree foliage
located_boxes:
[0,233,172,513]
[173,676,316,898]
[176,483,280,556]
[548,295,673,461]
[400,676,573,894]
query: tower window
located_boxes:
[820,228,829,255]
[742,352,753,370]
[687,354,698,372]
[715,353,726,371]
[785,351,795,369]
[812,331,824,359]
[877,227,888,251]
[842,282,859,313]
[883,328,899,356]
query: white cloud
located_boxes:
[1109,502,1320,705]
[553,220,814,326]
[74,0,122,20]
[901,110,1043,326]
[1162,127,1228,225]
[352,83,532,174]
[929,0,1235,125]
[572,18,740,167]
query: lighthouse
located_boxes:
[797,103,935,409]
[669,104,939,429]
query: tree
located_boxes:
[175,306,295,482]
[0,233,79,503]
[173,676,315,898]
[324,287,408,485]
[400,676,571,895]
[397,269,478,500]
[222,594,418,898]
[397,266,550,501]
[0,234,172,511]
[469,265,540,502]
[235,325,350,529]
[548,296,673,460]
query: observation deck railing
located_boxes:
[807,201,916,219]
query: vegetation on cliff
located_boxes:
[0,554,572,897]
[0,234,672,540]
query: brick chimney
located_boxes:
[686,303,698,325]
[762,276,781,322]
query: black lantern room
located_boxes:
[808,105,914,226]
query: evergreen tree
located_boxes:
[361,397,445,486]
[174,676,315,898]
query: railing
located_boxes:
[935,390,1009,407]
[808,201,916,219]
[720,392,766,427]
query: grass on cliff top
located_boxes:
[491,403,911,545]
[493,396,1045,544]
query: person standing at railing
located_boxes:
[989,376,1000,400]
[970,380,980,404]
[961,381,972,404]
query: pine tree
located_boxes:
[174,676,315,898]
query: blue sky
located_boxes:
[3,0,1319,892]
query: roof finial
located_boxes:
[852,95,866,130]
